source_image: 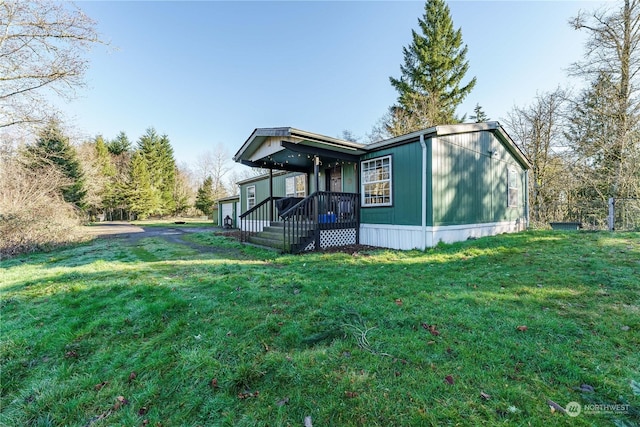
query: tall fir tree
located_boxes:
[388,0,476,135]
[107,131,132,156]
[470,104,489,123]
[134,128,177,216]
[195,176,215,217]
[128,150,159,219]
[25,120,86,209]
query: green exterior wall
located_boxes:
[359,141,423,226]
[431,132,527,226]
[239,172,307,212]
[237,130,528,229]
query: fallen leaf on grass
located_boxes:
[276,397,289,406]
[546,399,566,414]
[113,396,129,410]
[344,391,359,398]
[444,375,454,385]
[422,323,440,336]
[94,381,109,391]
[573,384,595,393]
[480,391,491,400]
[238,390,259,399]
[516,325,528,332]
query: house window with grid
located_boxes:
[247,185,256,210]
[361,156,392,207]
[508,169,519,207]
[286,174,306,197]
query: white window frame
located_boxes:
[508,169,519,207]
[285,174,306,197]
[361,155,392,207]
[247,185,256,210]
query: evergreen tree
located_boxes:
[25,120,86,209]
[128,151,159,219]
[195,176,215,217]
[107,131,131,156]
[565,72,622,202]
[135,128,177,216]
[470,103,489,122]
[388,0,476,135]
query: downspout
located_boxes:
[420,134,427,250]
[524,170,530,230]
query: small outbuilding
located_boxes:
[232,122,530,252]
[216,195,240,228]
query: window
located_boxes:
[247,185,256,210]
[508,169,519,207]
[286,174,306,197]
[361,155,392,207]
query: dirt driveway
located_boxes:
[86,222,245,257]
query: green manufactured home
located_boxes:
[233,122,529,252]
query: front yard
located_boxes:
[1,230,638,426]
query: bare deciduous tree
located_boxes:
[0,0,104,129]
[504,88,572,224]
[570,0,640,198]
[0,153,83,257]
[193,144,233,200]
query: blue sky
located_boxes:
[65,0,609,167]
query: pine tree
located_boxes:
[388,0,476,134]
[195,176,215,217]
[25,121,86,209]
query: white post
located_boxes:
[608,197,615,231]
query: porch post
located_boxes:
[269,168,274,222]
[314,156,320,250]
[314,156,320,192]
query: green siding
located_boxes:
[360,141,423,226]
[239,172,306,212]
[432,132,527,226]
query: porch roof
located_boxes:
[232,127,367,172]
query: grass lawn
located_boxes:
[1,230,638,426]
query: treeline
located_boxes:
[0,121,230,256]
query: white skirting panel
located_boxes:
[360,219,527,250]
[359,224,424,250]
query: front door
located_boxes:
[327,166,342,192]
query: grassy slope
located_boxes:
[1,231,638,426]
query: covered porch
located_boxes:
[232,128,366,253]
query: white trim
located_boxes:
[419,134,427,250]
[246,185,256,210]
[361,155,393,207]
[360,220,527,250]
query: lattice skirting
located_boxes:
[302,228,357,252]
